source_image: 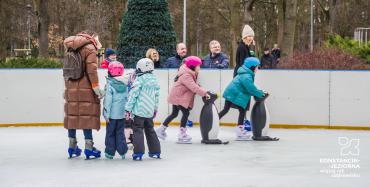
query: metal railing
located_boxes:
[354,27,370,46]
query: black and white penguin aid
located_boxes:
[199,92,229,144]
[251,93,279,141]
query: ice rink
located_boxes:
[0,126,368,187]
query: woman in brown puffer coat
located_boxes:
[63,31,104,159]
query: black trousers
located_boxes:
[132,116,161,154]
[163,105,190,128]
[218,100,247,126]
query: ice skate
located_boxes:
[177,127,192,144]
[68,138,81,158]
[132,153,144,161]
[148,152,161,159]
[84,139,101,160]
[235,125,252,141]
[155,125,168,140]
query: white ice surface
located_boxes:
[0,126,369,187]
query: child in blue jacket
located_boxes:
[103,61,128,159]
[219,57,266,140]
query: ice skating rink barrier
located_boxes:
[0,69,369,129]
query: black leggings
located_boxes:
[163,105,190,128]
[218,100,247,126]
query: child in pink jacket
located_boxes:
[156,56,210,144]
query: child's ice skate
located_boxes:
[148,152,161,159]
[177,127,192,144]
[155,125,168,140]
[105,152,114,159]
[132,153,144,161]
[235,125,252,141]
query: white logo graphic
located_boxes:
[338,137,360,156]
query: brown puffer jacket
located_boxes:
[63,34,101,130]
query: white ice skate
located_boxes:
[155,125,168,140]
[235,125,252,141]
[177,127,192,144]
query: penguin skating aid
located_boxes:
[251,93,279,141]
[199,92,229,144]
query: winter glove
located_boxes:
[92,86,105,99]
[174,75,179,82]
[262,90,270,98]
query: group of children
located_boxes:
[78,48,265,160]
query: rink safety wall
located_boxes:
[0,69,369,130]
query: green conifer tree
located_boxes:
[117,0,177,68]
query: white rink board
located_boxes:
[256,70,330,126]
[0,69,369,127]
[330,71,370,126]
[189,70,221,122]
[0,69,64,124]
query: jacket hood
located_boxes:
[107,76,126,92]
[237,65,255,77]
[64,34,97,51]
[178,64,197,79]
[139,73,160,89]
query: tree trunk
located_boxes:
[187,0,197,55]
[34,0,49,58]
[329,0,338,34]
[242,0,256,24]
[281,0,297,59]
[277,0,285,47]
[230,0,241,68]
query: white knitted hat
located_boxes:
[242,25,255,38]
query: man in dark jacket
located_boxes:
[234,25,254,77]
[202,40,229,69]
[165,43,187,68]
[260,48,276,69]
[271,44,281,64]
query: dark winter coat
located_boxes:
[165,54,186,68]
[260,54,276,69]
[202,52,230,69]
[234,41,251,77]
[271,48,281,62]
[153,59,162,68]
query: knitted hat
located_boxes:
[105,48,116,57]
[242,25,255,39]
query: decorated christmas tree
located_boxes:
[117,0,177,68]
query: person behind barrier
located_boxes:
[202,40,229,69]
